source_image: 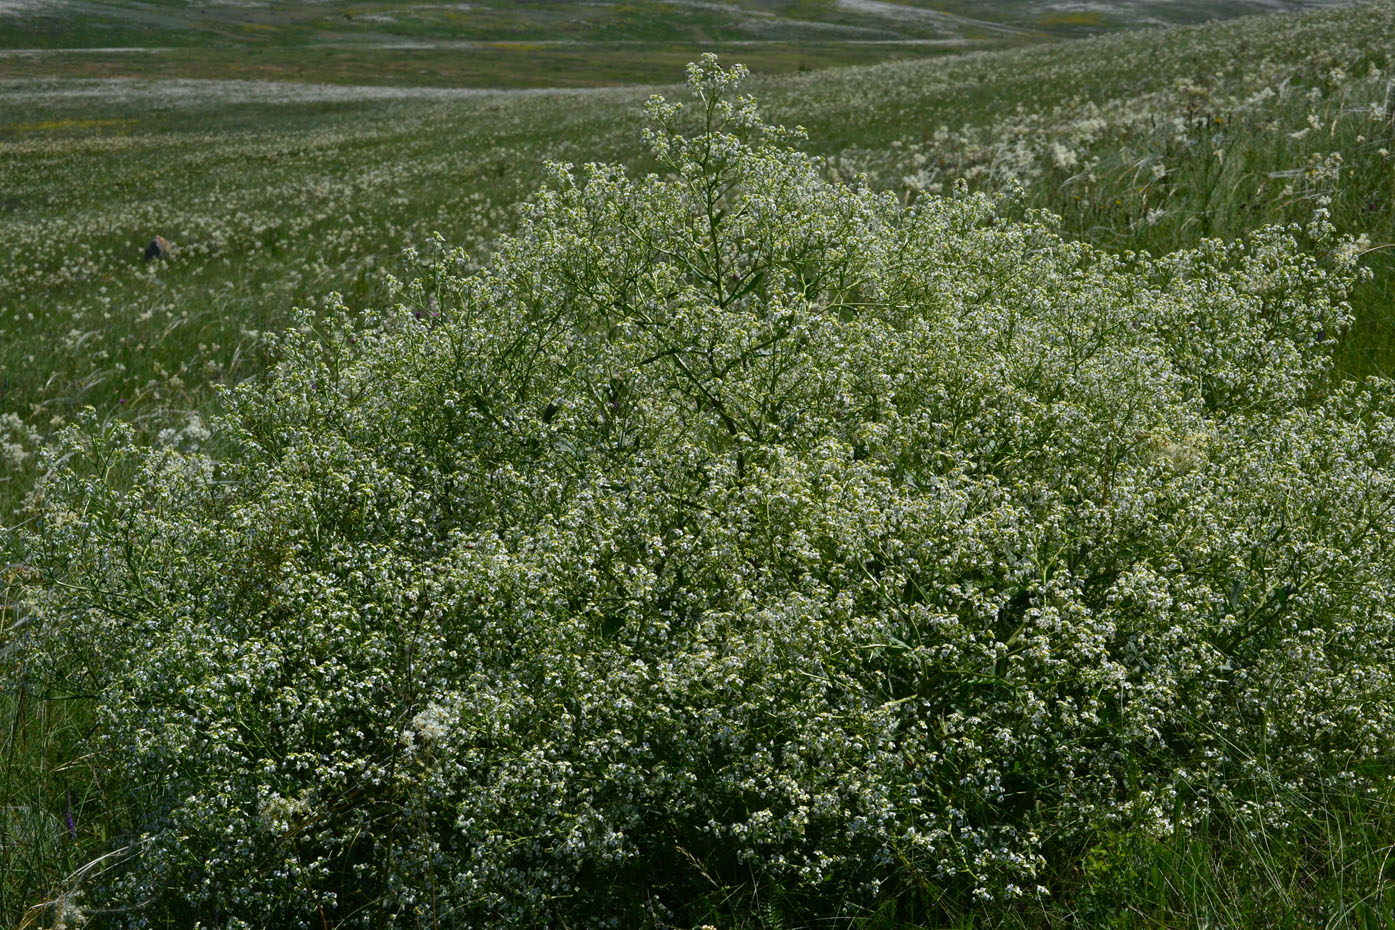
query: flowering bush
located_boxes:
[8,56,1395,928]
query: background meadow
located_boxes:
[2,1,1393,518]
[3,2,1395,927]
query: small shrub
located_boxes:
[6,56,1395,928]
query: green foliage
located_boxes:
[6,57,1395,928]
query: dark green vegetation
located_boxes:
[2,3,1395,928]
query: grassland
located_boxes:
[0,42,976,88]
[0,0,1357,88]
[2,1,1391,517]
[0,0,1347,51]
[2,1,1394,926]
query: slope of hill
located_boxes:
[0,0,1355,47]
[0,0,1364,87]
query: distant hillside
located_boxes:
[0,0,1362,87]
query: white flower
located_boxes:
[1333,233,1371,270]
[411,701,452,743]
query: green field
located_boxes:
[0,0,1345,51]
[3,2,1395,928]
[0,0,1357,87]
[2,2,1390,515]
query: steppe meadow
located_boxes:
[2,2,1395,928]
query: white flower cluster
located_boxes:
[8,56,1394,928]
[155,412,212,449]
[0,411,39,469]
